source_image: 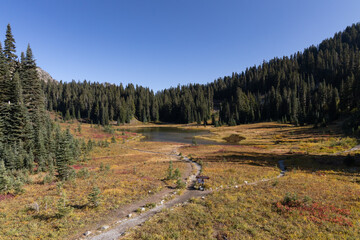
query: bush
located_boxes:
[144,202,156,209]
[176,179,186,189]
[99,163,110,172]
[223,134,246,143]
[56,193,72,218]
[103,125,114,134]
[173,168,181,180]
[13,178,25,194]
[283,192,298,204]
[43,174,54,184]
[77,167,90,179]
[166,161,174,180]
[88,186,101,207]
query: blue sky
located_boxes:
[1,0,360,91]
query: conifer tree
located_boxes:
[7,72,28,143]
[0,42,7,103]
[55,129,72,180]
[21,44,45,115]
[0,160,10,193]
[4,24,17,72]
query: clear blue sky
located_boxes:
[1,0,360,91]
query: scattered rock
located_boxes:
[141,207,146,212]
[127,213,132,218]
[30,202,39,212]
[244,181,248,184]
[201,196,205,200]
[83,231,91,236]
[235,185,238,188]
[101,225,109,230]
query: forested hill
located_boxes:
[0,24,82,192]
[44,23,360,134]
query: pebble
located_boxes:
[83,231,91,236]
[141,207,146,211]
[101,225,109,230]
[201,196,205,200]
[244,181,248,184]
[235,185,238,188]
[127,213,132,218]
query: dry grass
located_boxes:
[124,122,360,239]
[1,120,358,239]
[0,120,187,239]
[125,170,360,239]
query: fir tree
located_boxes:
[4,24,17,72]
[55,129,72,180]
[0,160,10,193]
[21,44,45,114]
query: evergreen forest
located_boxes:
[1,22,360,193]
[0,24,82,194]
[44,24,360,135]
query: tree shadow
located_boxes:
[69,203,87,210]
[32,213,58,221]
[196,150,359,174]
[247,124,293,129]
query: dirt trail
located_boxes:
[81,146,206,240]
[83,145,285,240]
[89,189,210,240]
[343,144,360,153]
[333,144,360,155]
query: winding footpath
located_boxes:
[82,145,286,240]
[333,144,360,155]
[83,147,207,240]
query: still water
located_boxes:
[127,127,224,145]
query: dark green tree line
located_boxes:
[0,24,81,193]
[43,23,360,134]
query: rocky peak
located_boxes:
[36,67,56,83]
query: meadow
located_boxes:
[0,119,188,239]
[124,122,360,240]
[0,119,358,239]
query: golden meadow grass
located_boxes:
[0,120,358,239]
[124,122,360,240]
[0,120,187,239]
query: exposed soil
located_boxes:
[74,144,206,240]
[80,143,286,240]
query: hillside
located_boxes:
[43,24,360,135]
[0,22,359,240]
[36,67,55,83]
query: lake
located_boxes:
[126,127,225,145]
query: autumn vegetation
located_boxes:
[0,21,359,240]
[124,122,360,239]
